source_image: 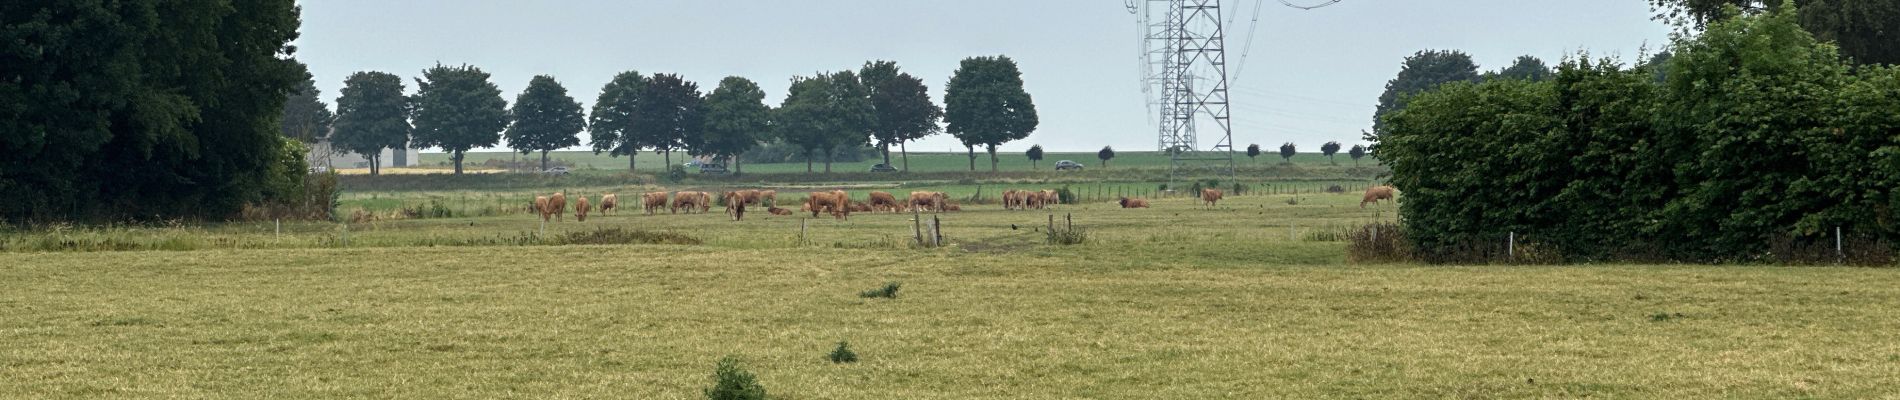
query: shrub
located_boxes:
[560,227,702,246]
[1347,223,1411,263]
[859,282,901,299]
[828,341,858,364]
[704,356,767,400]
[664,165,688,184]
[1047,227,1088,246]
[1055,185,1077,204]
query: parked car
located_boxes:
[1054,160,1085,171]
[699,163,729,175]
[543,166,570,176]
[869,163,899,173]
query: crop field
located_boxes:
[5,191,1900,398]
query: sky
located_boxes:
[296,1,1673,153]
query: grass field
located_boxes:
[5,192,1900,398]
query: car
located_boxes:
[1054,160,1085,171]
[543,167,570,176]
[698,163,729,175]
[869,163,899,173]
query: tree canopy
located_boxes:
[411,64,510,175]
[861,61,943,171]
[588,71,647,171]
[0,0,305,221]
[331,71,411,176]
[1650,0,1900,65]
[1491,56,1553,82]
[774,71,872,173]
[1321,141,1343,164]
[1026,144,1044,169]
[1098,146,1116,168]
[1370,50,1481,143]
[281,61,335,144]
[945,55,1039,172]
[504,75,585,171]
[699,76,772,174]
[631,73,704,166]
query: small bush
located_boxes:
[1325,185,1346,193]
[664,165,689,184]
[704,356,767,400]
[1047,227,1088,245]
[1301,226,1351,242]
[1650,312,1684,322]
[561,227,702,246]
[1055,185,1077,204]
[859,282,901,299]
[828,341,858,364]
[1347,223,1412,263]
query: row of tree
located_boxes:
[1242,142,1370,166]
[1375,5,1900,262]
[288,57,1040,175]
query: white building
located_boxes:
[308,139,421,170]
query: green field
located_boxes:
[4,191,1899,398]
[421,150,1376,174]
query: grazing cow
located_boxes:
[642,192,669,215]
[806,191,851,219]
[1002,189,1020,210]
[671,191,696,214]
[768,207,793,216]
[759,190,778,206]
[868,191,901,212]
[1043,190,1060,207]
[801,201,814,213]
[534,196,552,221]
[1119,197,1151,209]
[850,201,874,212]
[548,192,568,222]
[724,191,747,221]
[599,194,618,215]
[1361,186,1397,209]
[575,196,593,222]
[908,191,947,213]
[1201,188,1224,207]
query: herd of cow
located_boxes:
[522,185,1398,223]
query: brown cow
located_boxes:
[575,196,593,222]
[642,192,669,215]
[807,191,851,219]
[724,191,747,221]
[908,191,946,213]
[1361,186,1397,209]
[548,193,568,222]
[599,194,618,216]
[768,207,793,216]
[1119,196,1151,209]
[534,196,552,221]
[944,203,962,212]
[1043,190,1060,207]
[868,191,901,212]
[671,191,696,214]
[1201,188,1224,207]
[1002,189,1020,210]
[759,190,778,206]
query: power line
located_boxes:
[1276,0,1343,10]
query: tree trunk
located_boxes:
[734,154,742,176]
[967,146,976,171]
[541,151,550,171]
[824,148,834,174]
[369,153,379,176]
[628,152,636,172]
[664,149,672,167]
[881,142,892,167]
[987,144,998,172]
[452,151,464,175]
[806,148,814,173]
[900,141,910,172]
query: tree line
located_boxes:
[1374,5,1900,262]
[294,57,1040,175]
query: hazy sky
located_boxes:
[297,1,1672,153]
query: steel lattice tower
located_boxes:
[1133,0,1236,181]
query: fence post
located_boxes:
[1509,231,1516,259]
[932,215,943,247]
[1837,226,1844,261]
[911,210,922,246]
[1048,214,1056,241]
[275,218,281,237]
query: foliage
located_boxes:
[1489,55,1553,82]
[1025,144,1044,168]
[828,341,858,363]
[859,282,901,299]
[699,76,771,173]
[1649,0,1900,65]
[0,0,304,222]
[1348,144,1367,166]
[775,71,872,173]
[504,75,585,171]
[861,61,943,169]
[1377,7,1899,262]
[588,71,647,170]
[632,73,705,166]
[332,71,412,176]
[1278,142,1297,163]
[1369,50,1481,143]
[411,64,510,175]
[280,61,335,144]
[945,55,1039,172]
[704,357,767,400]
[1319,141,1342,164]
[1098,146,1116,168]
[1246,144,1261,161]
[560,227,702,246]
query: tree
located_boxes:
[1026,145,1044,169]
[589,71,646,171]
[411,64,510,175]
[630,73,704,168]
[1098,146,1116,169]
[332,71,412,176]
[1279,142,1298,164]
[1246,144,1262,162]
[1491,55,1553,82]
[945,55,1039,172]
[281,61,335,144]
[504,75,585,172]
[1349,144,1367,166]
[699,76,770,175]
[1650,0,1900,65]
[1321,141,1343,165]
[860,61,943,171]
[775,72,872,173]
[1370,50,1481,143]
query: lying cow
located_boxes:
[1119,197,1150,209]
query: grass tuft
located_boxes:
[828,341,858,364]
[859,282,901,299]
[704,356,767,400]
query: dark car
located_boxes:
[699,163,729,175]
[1054,160,1085,171]
[869,163,899,173]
